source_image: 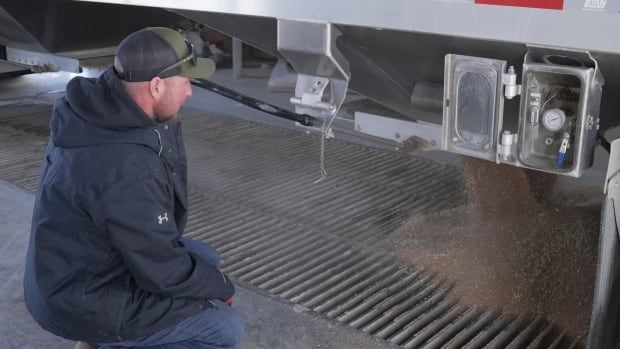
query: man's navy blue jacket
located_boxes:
[23,67,234,343]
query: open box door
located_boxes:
[443,54,507,161]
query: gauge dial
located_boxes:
[542,108,566,132]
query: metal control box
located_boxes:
[442,49,603,177]
[516,51,603,176]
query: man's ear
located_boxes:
[148,77,164,100]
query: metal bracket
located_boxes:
[290,76,334,112]
[354,111,440,150]
[0,59,30,74]
[277,20,350,120]
[267,58,297,92]
[5,47,80,73]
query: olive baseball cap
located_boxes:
[113,27,215,82]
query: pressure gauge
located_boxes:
[542,108,566,132]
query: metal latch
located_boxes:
[289,77,336,113]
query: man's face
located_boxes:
[153,76,192,123]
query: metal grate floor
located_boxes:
[0,104,582,348]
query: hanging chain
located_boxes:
[314,119,329,183]
[314,111,338,184]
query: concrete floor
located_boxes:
[0,181,73,349]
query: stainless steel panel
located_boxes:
[74,0,620,54]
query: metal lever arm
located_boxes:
[191,78,316,127]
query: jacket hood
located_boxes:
[51,66,160,150]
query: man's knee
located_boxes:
[222,305,245,347]
[202,303,245,347]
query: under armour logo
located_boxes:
[158,213,169,224]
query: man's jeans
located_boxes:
[98,237,245,348]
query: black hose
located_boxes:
[191,79,316,127]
